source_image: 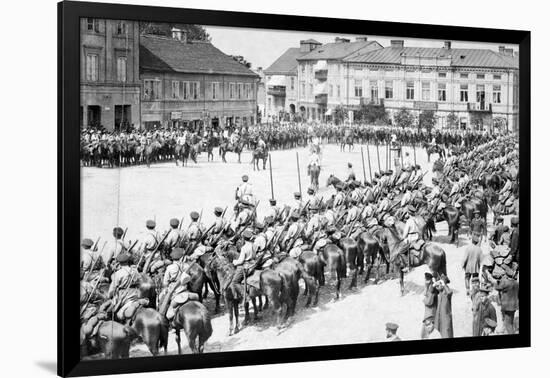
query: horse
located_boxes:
[340,134,354,152]
[423,143,446,162]
[187,261,221,313]
[381,225,447,295]
[219,140,243,163]
[296,251,324,307]
[144,140,161,167]
[356,228,389,284]
[172,301,213,354]
[308,164,321,191]
[131,307,169,356]
[252,147,268,171]
[319,243,346,299]
[82,320,138,359]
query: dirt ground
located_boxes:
[81,143,509,356]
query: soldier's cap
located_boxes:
[293,238,304,248]
[471,276,480,283]
[242,175,249,182]
[255,221,265,230]
[113,227,124,237]
[375,172,381,178]
[474,210,481,214]
[310,204,319,211]
[496,216,504,222]
[385,322,399,331]
[479,285,491,293]
[294,192,302,199]
[290,211,300,220]
[511,217,519,226]
[326,225,337,234]
[146,219,156,229]
[307,187,315,194]
[372,179,379,184]
[424,272,433,280]
[408,205,416,213]
[170,247,184,260]
[242,229,254,240]
[484,318,497,329]
[116,253,131,263]
[415,164,421,169]
[348,162,352,167]
[387,170,394,175]
[81,238,94,248]
[190,211,200,220]
[335,182,344,190]
[315,238,328,249]
[269,199,277,205]
[423,315,435,323]
[169,218,180,227]
[504,266,515,278]
[214,207,223,215]
[503,225,509,232]
[264,215,274,224]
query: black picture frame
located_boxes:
[58,1,531,376]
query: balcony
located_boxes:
[360,97,384,106]
[267,86,286,97]
[314,69,328,81]
[315,94,327,105]
[468,102,492,112]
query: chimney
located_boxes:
[300,39,321,52]
[334,37,350,43]
[171,27,187,43]
[504,48,514,56]
[356,36,368,42]
[499,46,506,54]
[391,40,404,48]
[444,41,451,49]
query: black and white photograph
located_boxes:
[77,14,522,361]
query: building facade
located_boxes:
[80,18,141,130]
[342,40,519,132]
[296,37,383,122]
[264,40,321,121]
[139,31,259,130]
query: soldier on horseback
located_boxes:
[228,229,256,298]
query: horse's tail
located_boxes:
[158,313,169,350]
[439,250,447,276]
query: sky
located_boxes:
[204,25,519,70]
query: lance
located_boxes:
[360,147,367,184]
[387,141,390,171]
[83,241,108,282]
[400,144,404,169]
[92,237,101,252]
[296,151,302,198]
[376,142,381,174]
[122,227,128,241]
[413,142,417,166]
[366,144,373,182]
[80,268,106,317]
[269,153,275,200]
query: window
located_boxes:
[87,18,100,32]
[301,65,306,74]
[438,72,447,78]
[493,85,502,103]
[189,82,200,100]
[309,84,313,96]
[460,73,469,79]
[385,81,393,99]
[406,81,414,100]
[229,83,235,99]
[493,74,502,80]
[329,84,333,97]
[237,83,242,99]
[116,21,127,35]
[476,84,485,103]
[354,80,362,97]
[337,85,341,98]
[460,84,468,102]
[172,81,179,99]
[211,82,220,100]
[143,80,161,100]
[476,74,485,80]
[370,80,378,100]
[116,57,127,82]
[183,82,189,99]
[290,77,295,90]
[438,83,446,102]
[422,82,430,101]
[85,54,98,81]
[300,82,305,98]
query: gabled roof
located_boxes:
[264,47,303,75]
[344,46,519,69]
[297,40,382,61]
[301,39,321,44]
[139,35,259,77]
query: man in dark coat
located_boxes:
[509,217,520,265]
[434,274,454,338]
[462,238,482,294]
[472,285,497,336]
[491,216,505,244]
[421,272,438,338]
[494,267,519,334]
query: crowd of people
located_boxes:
[80,126,520,357]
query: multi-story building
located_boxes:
[264,39,322,120]
[253,67,266,121]
[296,37,383,121]
[80,18,141,130]
[341,40,519,131]
[139,30,260,130]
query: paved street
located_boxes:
[82,144,503,356]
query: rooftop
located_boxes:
[297,40,382,61]
[344,46,519,69]
[139,34,259,77]
[264,48,305,75]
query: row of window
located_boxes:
[85,54,127,82]
[144,80,254,101]
[86,18,127,35]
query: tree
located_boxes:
[419,110,437,133]
[446,112,459,129]
[394,107,414,129]
[230,55,252,68]
[139,23,210,41]
[358,103,389,125]
[333,105,346,125]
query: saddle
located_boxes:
[410,239,426,255]
[245,270,263,291]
